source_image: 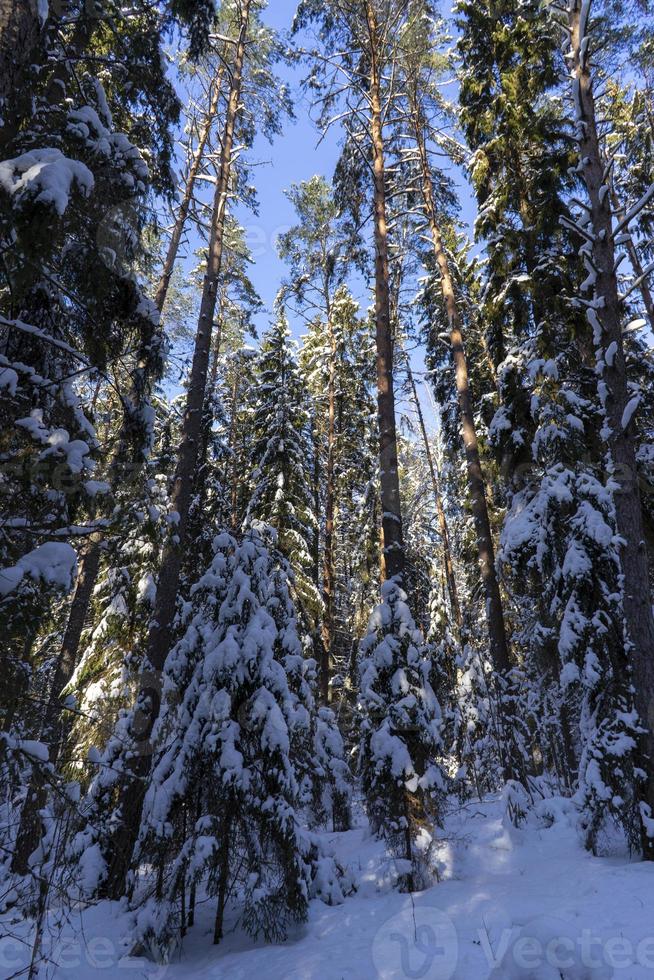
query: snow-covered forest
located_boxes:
[2,1,654,977]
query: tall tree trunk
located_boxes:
[311,411,322,588]
[45,533,102,759]
[366,0,405,583]
[404,353,462,637]
[102,2,252,897]
[0,0,42,152]
[153,66,224,313]
[213,814,231,944]
[411,103,511,676]
[194,311,225,525]
[228,369,242,531]
[10,40,227,821]
[320,313,336,703]
[11,534,102,874]
[569,0,654,859]
[49,61,224,716]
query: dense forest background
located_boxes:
[1,0,654,974]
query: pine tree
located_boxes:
[299,290,380,720]
[296,0,409,582]
[396,2,517,729]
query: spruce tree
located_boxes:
[557,0,654,855]
[246,307,320,619]
[124,527,343,955]
[279,175,357,701]
[359,581,446,891]
[0,0,178,881]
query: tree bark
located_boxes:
[320,313,336,703]
[365,0,405,584]
[10,530,103,874]
[228,368,242,531]
[569,0,654,859]
[213,814,231,944]
[47,534,102,749]
[0,0,42,151]
[102,1,251,897]
[153,65,224,313]
[411,102,511,676]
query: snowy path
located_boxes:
[4,797,654,978]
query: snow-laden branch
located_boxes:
[0,316,89,365]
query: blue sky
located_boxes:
[235,1,476,334]
[228,1,477,433]
[234,2,345,334]
[169,1,476,427]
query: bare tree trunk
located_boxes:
[404,354,462,637]
[213,816,231,944]
[366,0,405,583]
[228,369,242,531]
[569,1,654,859]
[411,104,511,676]
[47,535,102,753]
[102,1,252,898]
[153,65,224,313]
[320,314,336,703]
[311,413,322,587]
[195,312,225,524]
[10,38,226,841]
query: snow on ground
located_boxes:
[3,796,654,979]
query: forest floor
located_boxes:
[4,795,654,979]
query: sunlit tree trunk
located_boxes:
[320,309,337,702]
[102,0,252,897]
[153,65,224,313]
[411,101,511,677]
[366,0,405,583]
